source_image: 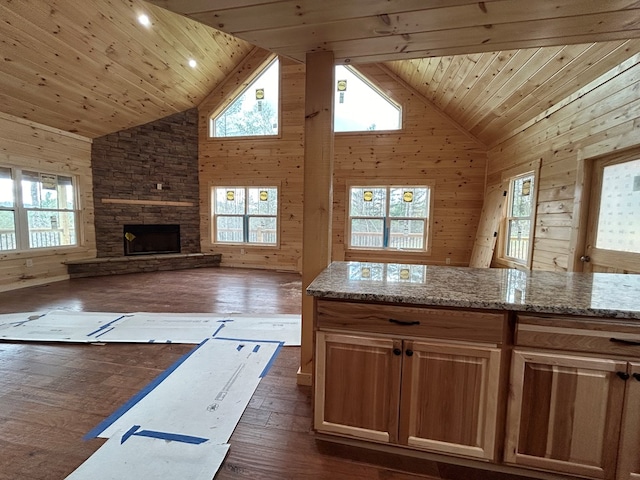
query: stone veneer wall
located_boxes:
[91,109,200,257]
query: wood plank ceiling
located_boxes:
[148,0,640,64]
[383,39,640,145]
[0,0,253,138]
[1,0,639,144]
[148,0,640,144]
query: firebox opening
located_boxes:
[123,224,180,256]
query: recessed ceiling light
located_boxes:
[138,14,151,27]
[188,59,197,68]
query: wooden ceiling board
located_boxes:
[384,40,640,145]
[150,0,640,64]
[487,42,640,145]
[0,0,254,137]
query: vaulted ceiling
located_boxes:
[0,0,253,138]
[1,0,639,143]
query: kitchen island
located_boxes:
[307,262,640,480]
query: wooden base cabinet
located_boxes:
[505,350,627,480]
[314,332,402,443]
[315,331,502,461]
[617,362,640,480]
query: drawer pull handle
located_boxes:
[634,373,640,382]
[610,338,640,347]
[389,318,420,326]
[405,349,414,357]
[393,348,402,356]
[617,371,630,380]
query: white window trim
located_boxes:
[209,55,281,140]
[345,179,434,254]
[0,166,81,252]
[334,65,403,134]
[211,185,280,247]
[497,160,541,270]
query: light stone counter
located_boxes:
[306,261,640,320]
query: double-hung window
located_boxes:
[348,185,431,251]
[213,186,278,245]
[0,166,79,251]
[503,173,535,264]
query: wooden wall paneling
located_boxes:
[333,64,487,267]
[487,58,640,271]
[198,51,305,273]
[0,114,96,292]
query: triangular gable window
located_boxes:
[334,65,402,132]
[211,57,279,138]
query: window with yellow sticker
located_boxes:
[348,185,432,251]
[212,186,278,245]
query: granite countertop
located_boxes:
[306,261,640,320]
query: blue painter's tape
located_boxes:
[94,326,115,339]
[211,323,225,338]
[253,345,260,353]
[216,319,234,323]
[120,425,141,444]
[259,341,284,378]
[86,315,128,337]
[148,340,155,343]
[134,429,209,445]
[213,337,282,344]
[237,344,245,351]
[83,338,211,440]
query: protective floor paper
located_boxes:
[214,313,301,345]
[72,338,281,480]
[65,429,229,480]
[0,311,126,342]
[89,337,282,442]
[0,311,301,345]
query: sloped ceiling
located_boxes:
[384,40,640,145]
[1,0,640,144]
[147,0,640,64]
[0,0,253,138]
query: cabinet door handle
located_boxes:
[633,373,640,382]
[617,371,630,380]
[393,348,402,356]
[405,349,414,357]
[389,318,420,326]
[610,338,640,346]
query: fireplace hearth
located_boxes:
[123,224,180,256]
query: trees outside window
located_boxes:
[348,185,431,251]
[211,58,279,138]
[212,186,278,245]
[0,167,79,251]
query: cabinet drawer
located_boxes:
[316,299,506,344]
[516,314,640,357]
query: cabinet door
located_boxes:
[617,362,640,480]
[314,331,402,443]
[398,340,501,460]
[505,350,627,480]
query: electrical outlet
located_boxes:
[26,259,33,267]
[240,248,245,255]
[445,257,451,265]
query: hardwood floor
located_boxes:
[0,268,532,480]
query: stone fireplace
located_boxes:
[90,109,201,258]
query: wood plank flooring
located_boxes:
[0,267,532,480]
